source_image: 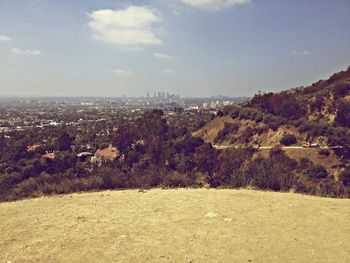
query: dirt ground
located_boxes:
[1,189,350,263]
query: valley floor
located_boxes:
[1,189,350,263]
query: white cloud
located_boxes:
[162,68,176,74]
[290,50,311,56]
[181,0,250,11]
[0,35,12,43]
[88,6,162,47]
[113,69,134,76]
[10,48,42,56]
[153,52,174,60]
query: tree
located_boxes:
[58,132,75,151]
[280,97,303,119]
[0,135,6,153]
[335,99,350,127]
[194,144,217,174]
[305,165,328,179]
[113,123,136,153]
[339,167,350,186]
[280,134,297,146]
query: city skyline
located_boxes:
[0,0,350,97]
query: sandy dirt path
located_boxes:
[1,189,350,263]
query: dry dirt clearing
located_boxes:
[1,189,350,263]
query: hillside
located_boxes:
[195,66,350,145]
[1,189,350,263]
[193,67,350,176]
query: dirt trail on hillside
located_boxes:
[1,189,350,263]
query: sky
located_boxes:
[0,0,349,97]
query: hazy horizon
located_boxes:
[1,0,350,97]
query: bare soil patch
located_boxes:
[1,189,350,262]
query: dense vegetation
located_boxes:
[1,67,350,201]
[1,108,350,201]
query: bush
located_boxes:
[339,167,350,186]
[333,82,350,99]
[318,148,330,157]
[335,99,350,128]
[214,123,239,143]
[244,151,297,191]
[316,180,348,198]
[280,134,297,146]
[299,158,312,170]
[305,165,328,179]
[264,115,285,131]
[163,171,193,187]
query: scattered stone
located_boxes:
[76,216,87,222]
[205,211,218,218]
[224,218,232,222]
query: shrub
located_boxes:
[264,115,285,131]
[299,158,312,170]
[163,171,193,187]
[280,134,297,146]
[333,82,350,99]
[339,167,350,186]
[216,110,224,117]
[214,123,239,143]
[318,148,330,157]
[245,157,296,191]
[305,165,328,179]
[335,99,350,127]
[269,145,283,157]
[237,127,255,144]
[316,180,348,198]
[244,151,297,191]
[223,105,238,116]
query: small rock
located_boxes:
[224,218,232,222]
[205,211,218,218]
[76,216,87,222]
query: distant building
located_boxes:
[27,144,44,152]
[91,144,119,165]
[42,151,56,160]
[77,152,93,162]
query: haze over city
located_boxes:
[0,0,350,97]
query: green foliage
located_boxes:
[214,123,239,143]
[250,92,304,120]
[58,132,75,151]
[263,114,286,131]
[244,149,297,191]
[335,99,350,128]
[1,106,349,202]
[280,134,297,146]
[318,148,330,157]
[333,82,350,99]
[339,167,350,186]
[163,171,194,188]
[305,165,328,179]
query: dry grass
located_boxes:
[1,189,350,263]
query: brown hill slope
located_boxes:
[194,66,350,147]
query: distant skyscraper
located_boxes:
[158,92,161,98]
[147,92,149,99]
